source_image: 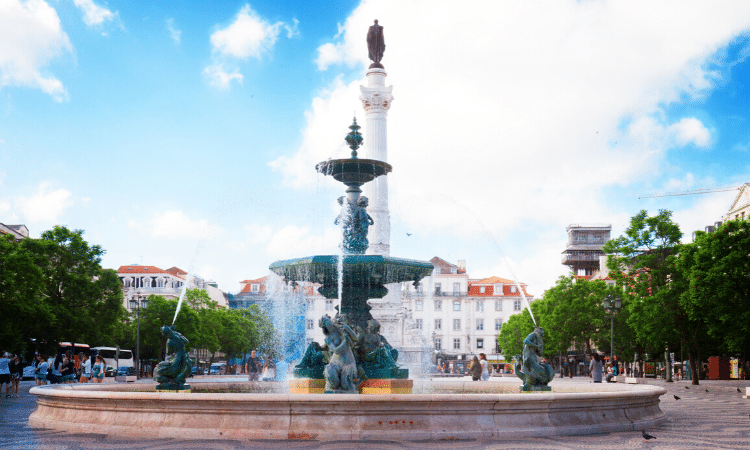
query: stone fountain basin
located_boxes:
[29,381,666,441]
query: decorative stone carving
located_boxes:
[360,86,394,114]
[514,327,555,391]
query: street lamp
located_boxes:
[602,295,621,361]
[129,295,145,379]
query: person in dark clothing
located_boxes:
[245,350,261,381]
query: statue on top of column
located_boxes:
[367,20,385,69]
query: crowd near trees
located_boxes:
[498,210,750,383]
[0,226,275,367]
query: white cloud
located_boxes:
[273,0,750,294]
[265,225,340,259]
[669,117,712,148]
[203,63,243,89]
[149,210,222,239]
[73,0,116,27]
[0,0,72,101]
[166,18,181,45]
[15,182,74,223]
[204,4,297,89]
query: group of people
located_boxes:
[466,353,491,381]
[32,351,108,386]
[245,350,289,382]
[0,352,24,398]
[588,353,622,383]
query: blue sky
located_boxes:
[2,0,750,296]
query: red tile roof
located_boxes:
[166,267,187,276]
[118,265,168,274]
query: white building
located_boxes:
[724,183,750,222]
[117,264,228,311]
[401,257,534,371]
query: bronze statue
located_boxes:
[154,326,192,391]
[514,327,555,391]
[320,314,359,393]
[367,20,385,68]
[359,319,398,369]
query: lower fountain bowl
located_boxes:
[29,381,667,441]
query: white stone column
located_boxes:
[360,68,393,256]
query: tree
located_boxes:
[0,234,50,354]
[497,308,535,359]
[603,209,705,384]
[679,219,750,359]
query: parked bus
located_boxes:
[90,347,134,376]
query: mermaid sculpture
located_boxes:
[514,327,555,391]
[154,325,192,391]
[320,315,359,393]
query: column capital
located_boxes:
[360,85,394,114]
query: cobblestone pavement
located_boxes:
[1,377,748,450]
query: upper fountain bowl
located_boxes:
[315,158,392,187]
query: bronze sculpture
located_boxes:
[367,20,385,68]
[514,327,555,391]
[154,326,192,391]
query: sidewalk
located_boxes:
[1,378,748,449]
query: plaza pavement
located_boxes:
[1,376,748,450]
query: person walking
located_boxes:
[0,352,11,398]
[479,353,490,381]
[60,351,76,383]
[245,350,261,381]
[92,355,106,383]
[275,355,289,382]
[9,354,22,396]
[468,355,482,381]
[589,353,603,383]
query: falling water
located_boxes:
[172,272,192,325]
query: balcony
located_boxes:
[561,252,602,264]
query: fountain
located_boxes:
[27,20,667,442]
[269,118,433,393]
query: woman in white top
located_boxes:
[479,353,490,381]
[79,354,92,383]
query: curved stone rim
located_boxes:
[29,382,668,441]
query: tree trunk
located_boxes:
[665,346,673,382]
[688,349,700,385]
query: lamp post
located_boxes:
[129,295,143,380]
[602,295,621,361]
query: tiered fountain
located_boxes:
[270,119,432,393]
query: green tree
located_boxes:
[497,308,535,359]
[603,209,704,383]
[0,234,50,353]
[678,219,750,359]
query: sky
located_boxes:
[2,0,750,296]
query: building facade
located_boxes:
[117,264,228,311]
[724,183,750,222]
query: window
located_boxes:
[453,300,461,311]
[476,300,484,312]
[435,283,442,295]
[494,284,503,295]
[416,319,423,330]
[510,285,517,293]
[434,318,442,330]
[479,286,486,294]
[453,338,461,350]
[415,300,423,311]
[451,266,457,274]
[306,299,315,310]
[434,338,442,350]
[476,319,484,330]
[477,338,484,349]
[306,319,314,330]
[325,299,333,311]
[495,300,502,311]
[453,319,461,331]
[453,283,460,295]
[251,284,260,292]
[434,300,442,311]
[495,318,503,331]
[513,300,522,311]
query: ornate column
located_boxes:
[360,68,393,257]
